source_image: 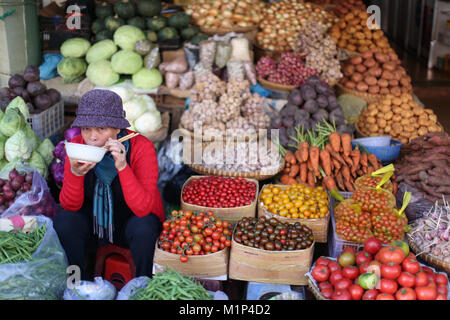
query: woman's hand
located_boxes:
[105,138,127,171]
[70,159,96,176]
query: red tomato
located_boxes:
[437,285,448,297]
[318,282,333,291]
[397,272,416,288]
[380,262,402,280]
[359,262,370,274]
[179,255,188,263]
[436,294,447,300]
[363,237,382,255]
[377,246,405,264]
[321,287,333,299]
[379,279,398,295]
[334,278,353,291]
[395,287,417,300]
[311,265,331,282]
[435,273,449,286]
[342,247,357,255]
[356,251,373,266]
[415,271,429,288]
[349,284,364,300]
[421,266,434,274]
[362,289,379,300]
[402,257,420,274]
[376,293,395,300]
[342,266,360,280]
[331,289,352,300]
[328,261,342,273]
[425,272,436,284]
[316,257,331,266]
[416,286,437,300]
[329,271,344,286]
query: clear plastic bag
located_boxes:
[0,166,60,220]
[199,41,216,70]
[179,71,195,90]
[226,60,245,80]
[214,42,232,69]
[183,43,199,70]
[0,215,68,300]
[396,182,433,222]
[64,277,116,300]
[116,276,150,300]
[144,46,161,70]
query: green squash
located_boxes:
[127,16,146,30]
[137,0,162,17]
[95,2,113,19]
[144,30,158,42]
[104,15,125,32]
[181,26,199,40]
[95,30,113,42]
[114,0,136,20]
[146,16,167,32]
[158,27,179,41]
[91,19,106,34]
[190,33,209,46]
[168,12,190,30]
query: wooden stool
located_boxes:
[94,244,136,290]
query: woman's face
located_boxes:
[81,127,120,147]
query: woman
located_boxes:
[54,89,164,280]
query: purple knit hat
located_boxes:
[72,89,130,129]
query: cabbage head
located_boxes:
[24,123,41,152]
[134,110,162,134]
[85,39,118,64]
[57,57,87,84]
[123,97,148,121]
[5,130,31,162]
[131,68,162,90]
[103,83,134,103]
[60,37,91,58]
[0,159,7,171]
[0,133,6,160]
[140,94,157,112]
[0,108,25,137]
[111,50,143,75]
[0,158,21,179]
[37,138,55,166]
[127,121,136,132]
[28,151,47,178]
[6,96,29,119]
[86,60,120,87]
[114,25,145,51]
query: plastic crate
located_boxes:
[328,191,365,258]
[27,99,64,140]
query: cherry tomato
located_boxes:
[180,255,188,263]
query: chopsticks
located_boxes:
[102,132,140,149]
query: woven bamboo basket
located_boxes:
[253,45,286,62]
[336,83,385,104]
[257,77,296,92]
[407,236,450,275]
[257,184,331,243]
[178,125,266,143]
[180,176,258,225]
[140,112,170,143]
[308,278,326,300]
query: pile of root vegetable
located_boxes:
[394,132,450,204]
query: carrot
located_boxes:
[296,176,303,184]
[343,154,354,167]
[341,165,351,182]
[367,154,380,170]
[363,166,368,174]
[367,166,375,175]
[329,132,341,153]
[335,171,346,191]
[341,133,352,157]
[323,176,337,191]
[351,149,361,173]
[357,169,363,176]
[299,141,310,162]
[307,171,315,186]
[289,164,300,177]
[294,149,303,164]
[307,157,313,172]
[333,158,341,171]
[361,152,368,167]
[284,150,297,165]
[326,143,346,165]
[344,180,355,192]
[300,162,307,183]
[283,167,290,174]
[280,174,291,185]
[320,149,332,176]
[309,145,320,174]
[288,177,297,185]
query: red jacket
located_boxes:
[59,131,165,222]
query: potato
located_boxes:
[384,125,392,133]
[350,56,363,65]
[363,58,377,68]
[402,110,413,118]
[368,85,380,94]
[347,44,357,52]
[424,108,434,115]
[389,79,400,87]
[400,118,411,126]
[369,124,379,132]
[355,64,367,73]
[404,125,414,133]
[384,110,394,120]
[393,107,402,115]
[399,138,409,144]
[413,122,420,129]
[418,127,428,136]
[368,67,382,77]
[380,88,390,95]
[362,50,374,59]
[390,87,402,96]
[428,114,437,123]
[368,103,378,111]
[345,81,357,89]
[392,115,402,123]
[381,70,394,80]
[418,118,430,126]
[377,118,387,128]
[392,122,403,133]
[400,103,411,111]
[343,65,355,77]
[351,72,364,83]
[400,77,411,87]
[364,75,377,85]
[393,70,403,81]
[392,97,402,106]
[378,79,389,88]
[383,62,396,71]
[357,82,369,92]
[366,116,376,124]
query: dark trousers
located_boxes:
[54,210,162,280]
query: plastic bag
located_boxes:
[396,182,433,222]
[243,61,257,85]
[165,72,179,89]
[194,62,210,79]
[179,71,195,90]
[183,43,199,70]
[116,276,151,300]
[64,277,116,300]
[199,41,216,70]
[230,37,251,62]
[144,47,161,70]
[39,53,64,80]
[214,42,232,69]
[0,215,68,300]
[226,60,245,80]
[0,166,60,220]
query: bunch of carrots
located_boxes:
[278,120,384,192]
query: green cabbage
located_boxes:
[28,151,47,178]
[123,96,148,121]
[102,82,135,103]
[6,96,29,119]
[85,39,118,64]
[131,68,162,90]
[86,60,120,87]
[0,109,3,122]
[0,108,25,137]
[0,158,20,179]
[114,25,145,51]
[111,50,143,75]
[127,120,136,132]
[37,138,55,166]
[0,132,6,160]
[134,110,161,134]
[23,123,41,152]
[0,159,7,171]
[60,37,91,58]
[57,57,87,84]
[5,130,31,162]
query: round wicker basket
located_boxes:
[407,235,450,275]
[336,83,385,104]
[307,278,327,300]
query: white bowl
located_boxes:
[65,141,107,163]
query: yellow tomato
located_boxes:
[279,209,288,217]
[289,207,297,215]
[292,213,299,219]
[272,187,280,195]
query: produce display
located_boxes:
[0,98,55,178]
[0,66,61,113]
[394,132,450,204]
[130,268,212,300]
[256,0,337,52]
[158,210,233,262]
[329,10,392,55]
[234,216,314,251]
[260,184,329,219]
[309,238,449,300]
[294,21,343,86]
[330,0,366,18]
[340,50,412,97]
[181,72,270,136]
[357,95,442,144]
[182,176,257,208]
[279,120,382,192]
[185,0,264,31]
[256,52,319,87]
[408,201,450,264]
